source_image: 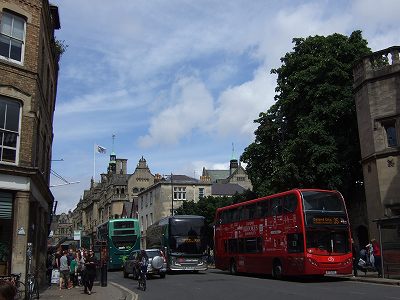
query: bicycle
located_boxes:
[137,266,147,291]
[0,273,26,300]
[25,243,39,300]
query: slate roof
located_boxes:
[204,170,230,182]
[211,183,245,196]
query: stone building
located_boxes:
[201,157,253,191]
[126,156,154,218]
[48,212,73,247]
[353,46,400,247]
[0,0,60,285]
[71,155,154,245]
[137,174,212,248]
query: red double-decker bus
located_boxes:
[214,189,353,278]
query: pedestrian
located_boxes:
[368,238,382,277]
[54,248,62,270]
[77,251,85,286]
[70,252,78,287]
[351,239,359,277]
[0,280,16,300]
[84,249,97,295]
[67,249,75,266]
[46,252,53,286]
[59,250,71,290]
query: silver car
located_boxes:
[123,249,167,279]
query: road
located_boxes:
[108,269,400,300]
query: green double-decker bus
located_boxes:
[97,218,140,270]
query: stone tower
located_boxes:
[353,46,400,239]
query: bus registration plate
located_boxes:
[325,270,337,275]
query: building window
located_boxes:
[237,176,245,181]
[0,11,26,63]
[199,188,204,198]
[150,213,153,226]
[173,187,186,200]
[384,122,398,147]
[0,97,20,164]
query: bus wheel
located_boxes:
[272,260,283,280]
[229,259,237,275]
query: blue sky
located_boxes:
[50,0,400,213]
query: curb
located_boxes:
[348,277,400,286]
[110,281,138,300]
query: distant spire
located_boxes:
[112,134,116,152]
[231,142,236,160]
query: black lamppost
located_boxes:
[171,173,174,216]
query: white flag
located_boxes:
[96,145,106,154]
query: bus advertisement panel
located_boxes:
[146,215,208,271]
[214,189,352,278]
[97,218,140,270]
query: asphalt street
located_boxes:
[108,269,400,300]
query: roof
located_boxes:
[204,170,230,182]
[166,175,198,184]
[211,183,245,196]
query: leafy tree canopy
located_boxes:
[175,189,257,226]
[241,31,371,200]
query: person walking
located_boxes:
[70,252,78,287]
[46,252,53,286]
[351,239,360,277]
[77,251,85,286]
[370,238,382,277]
[59,251,71,290]
[84,249,97,295]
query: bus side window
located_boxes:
[283,194,298,213]
[232,208,240,222]
[271,197,283,216]
[254,203,263,218]
[238,238,245,253]
[228,239,238,253]
[287,233,304,253]
[241,206,249,221]
[247,204,257,219]
[259,201,269,217]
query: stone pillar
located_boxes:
[11,191,30,281]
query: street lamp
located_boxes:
[171,173,174,216]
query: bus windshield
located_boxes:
[302,191,345,212]
[170,218,205,236]
[111,235,137,250]
[306,230,350,255]
[169,218,206,254]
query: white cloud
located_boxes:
[138,76,214,147]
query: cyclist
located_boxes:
[137,250,148,290]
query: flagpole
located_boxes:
[93,144,96,181]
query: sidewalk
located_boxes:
[332,272,400,286]
[40,281,136,300]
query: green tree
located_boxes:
[175,189,257,226]
[241,31,371,201]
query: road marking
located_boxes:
[110,281,138,300]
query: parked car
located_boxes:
[123,249,167,279]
